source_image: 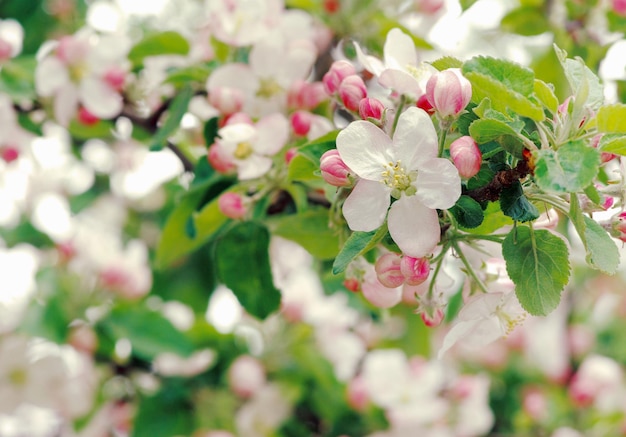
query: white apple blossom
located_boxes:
[336,106,461,258]
[355,27,434,100]
[0,19,23,60]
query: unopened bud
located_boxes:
[416,0,445,14]
[416,94,434,114]
[322,60,356,95]
[290,110,313,136]
[228,355,266,398]
[421,307,444,327]
[338,75,367,112]
[361,267,402,308]
[449,136,481,179]
[288,80,326,110]
[0,145,19,163]
[613,0,626,16]
[103,67,126,91]
[346,376,369,411]
[218,192,247,219]
[320,149,352,186]
[610,211,626,242]
[284,147,298,164]
[0,39,12,61]
[209,87,244,115]
[358,97,385,121]
[77,106,99,125]
[343,277,360,292]
[375,252,404,288]
[425,68,471,118]
[400,256,430,286]
[207,143,236,174]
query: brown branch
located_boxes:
[465,159,532,203]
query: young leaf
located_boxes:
[298,130,339,163]
[499,182,539,222]
[332,225,388,274]
[468,118,525,157]
[534,79,559,113]
[151,84,194,150]
[430,56,463,71]
[128,31,190,68]
[503,226,570,316]
[554,45,604,112]
[215,222,281,319]
[599,134,626,155]
[534,140,600,193]
[596,103,626,134]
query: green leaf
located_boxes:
[128,31,190,68]
[203,116,219,147]
[500,6,549,36]
[599,134,626,155]
[132,383,194,437]
[297,130,339,163]
[569,195,620,274]
[462,56,544,121]
[503,226,570,316]
[464,201,513,234]
[287,154,323,182]
[215,222,280,319]
[155,177,232,268]
[534,79,559,113]
[164,64,213,86]
[151,84,194,150]
[0,56,37,100]
[430,56,463,71]
[597,104,626,134]
[100,305,195,360]
[534,140,601,193]
[554,45,604,111]
[267,209,340,259]
[450,195,484,229]
[332,226,388,274]
[68,119,114,140]
[500,181,539,222]
[468,118,525,157]
[466,165,496,190]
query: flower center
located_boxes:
[381,160,416,199]
[405,63,429,82]
[496,305,527,335]
[234,141,254,160]
[257,78,283,98]
[9,368,27,386]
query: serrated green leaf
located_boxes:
[534,79,559,113]
[430,56,463,71]
[500,181,540,222]
[100,305,195,360]
[450,195,484,229]
[215,222,280,319]
[503,226,570,316]
[128,31,190,68]
[463,56,535,97]
[534,140,600,193]
[597,103,626,133]
[267,209,340,259]
[151,84,194,150]
[599,134,626,155]
[554,45,604,111]
[332,226,388,274]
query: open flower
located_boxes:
[336,106,461,257]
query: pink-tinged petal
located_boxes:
[379,69,422,100]
[438,316,502,359]
[354,43,385,77]
[415,158,461,209]
[35,57,69,97]
[80,78,122,119]
[219,123,256,147]
[388,196,439,258]
[249,35,282,78]
[342,179,390,231]
[457,292,506,321]
[207,64,258,98]
[336,120,391,180]
[54,83,79,127]
[361,267,402,308]
[392,107,437,167]
[383,28,417,71]
[255,113,289,155]
[237,154,273,180]
[281,39,317,83]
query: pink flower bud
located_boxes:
[358,97,385,121]
[68,324,98,355]
[361,267,402,308]
[610,211,626,242]
[320,149,352,186]
[290,110,313,136]
[416,0,445,14]
[207,143,236,174]
[0,39,12,61]
[421,307,444,327]
[613,0,626,16]
[288,80,326,110]
[415,94,434,114]
[343,277,360,292]
[425,68,472,118]
[228,355,266,398]
[449,136,482,179]
[375,252,405,288]
[522,387,548,421]
[218,192,247,219]
[103,67,126,91]
[400,256,430,286]
[284,147,298,164]
[209,87,244,115]
[0,145,19,163]
[346,376,369,411]
[77,106,99,125]
[323,0,341,13]
[339,76,367,112]
[322,60,356,95]
[591,134,617,163]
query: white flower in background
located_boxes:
[0,19,23,61]
[153,349,216,377]
[206,0,283,46]
[0,95,33,164]
[0,244,39,334]
[438,290,527,358]
[355,28,433,100]
[235,383,293,437]
[35,29,131,125]
[214,114,289,180]
[336,106,461,258]
[207,31,317,117]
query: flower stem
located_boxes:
[451,240,490,294]
[438,119,450,157]
[390,95,407,136]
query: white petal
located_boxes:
[219,123,256,145]
[379,69,422,100]
[35,57,69,97]
[80,77,122,119]
[388,196,439,258]
[415,158,461,210]
[342,179,390,232]
[53,83,79,127]
[255,113,289,155]
[392,107,437,167]
[354,43,385,77]
[237,154,272,180]
[336,120,391,180]
[457,292,505,321]
[383,28,417,71]
[206,64,258,98]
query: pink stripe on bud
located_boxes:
[320,149,352,186]
[449,135,482,179]
[425,68,471,118]
[400,256,430,286]
[338,75,367,112]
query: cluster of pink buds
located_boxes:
[449,136,482,179]
[375,252,431,288]
[425,68,472,119]
[323,60,367,112]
